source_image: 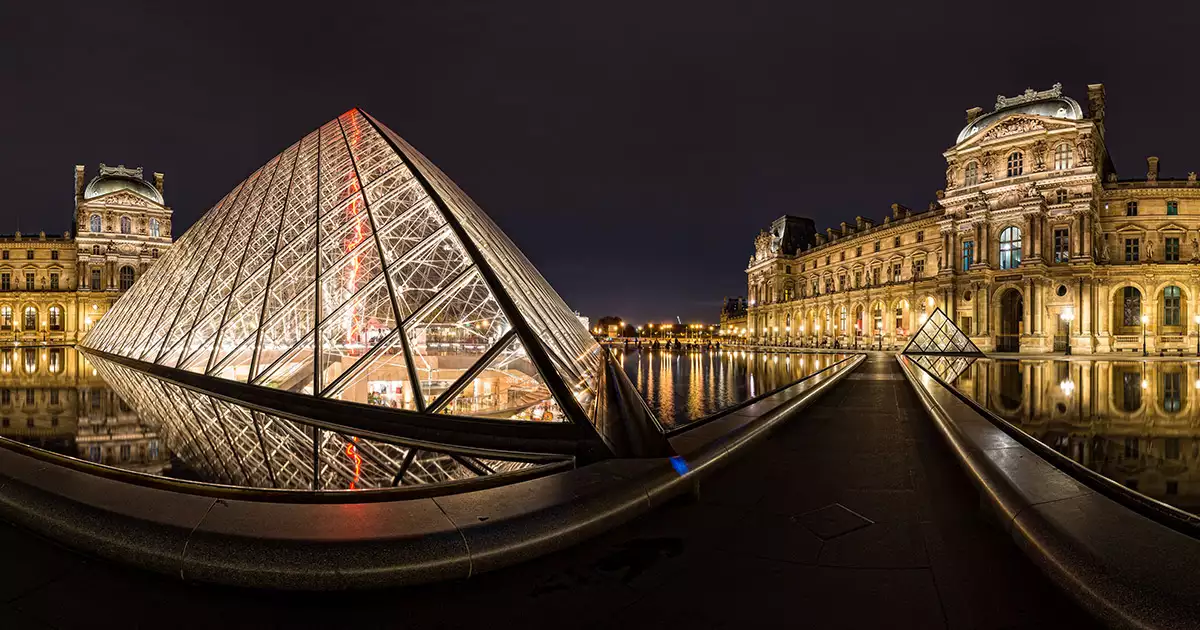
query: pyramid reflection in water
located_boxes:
[82,109,656,461]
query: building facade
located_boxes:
[746,83,1200,354]
[0,164,172,345]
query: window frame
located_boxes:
[998,226,1023,270]
[1006,152,1024,177]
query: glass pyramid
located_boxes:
[82,109,609,433]
[910,354,977,383]
[901,308,984,356]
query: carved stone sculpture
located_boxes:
[1191,237,1199,262]
[1145,239,1155,261]
[1101,239,1111,262]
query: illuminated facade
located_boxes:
[82,109,662,475]
[0,164,172,344]
[747,83,1200,354]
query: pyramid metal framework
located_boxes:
[901,308,984,356]
[909,354,977,384]
[82,109,629,451]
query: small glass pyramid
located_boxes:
[901,308,983,356]
[82,109,609,430]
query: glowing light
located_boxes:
[669,456,690,476]
[1141,314,1149,325]
[344,437,362,490]
[1059,379,1075,397]
[1141,379,1150,390]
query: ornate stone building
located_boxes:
[0,164,172,344]
[746,83,1200,354]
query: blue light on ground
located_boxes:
[669,456,689,476]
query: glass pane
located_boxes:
[405,270,511,403]
[327,333,416,410]
[438,336,564,422]
[389,227,471,319]
[317,275,397,388]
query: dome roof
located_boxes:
[83,165,163,205]
[956,84,1084,144]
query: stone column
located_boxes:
[1022,216,1033,261]
[981,288,991,345]
[974,225,982,264]
[1023,278,1033,335]
[1033,281,1043,336]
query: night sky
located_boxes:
[4,2,1200,325]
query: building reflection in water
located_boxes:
[952,359,1200,516]
[0,346,171,476]
[621,349,848,429]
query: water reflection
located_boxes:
[951,359,1200,516]
[0,347,173,476]
[621,349,848,428]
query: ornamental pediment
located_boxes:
[1157,222,1188,233]
[961,114,1076,148]
[84,189,160,208]
[1114,223,1145,233]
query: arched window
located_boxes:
[1006,152,1024,177]
[1123,287,1142,327]
[119,266,135,291]
[964,162,978,187]
[48,305,62,331]
[839,306,848,333]
[151,248,159,258]
[89,214,102,233]
[1163,286,1182,326]
[119,216,131,234]
[1053,143,1073,170]
[23,306,36,330]
[149,218,160,238]
[92,245,101,255]
[0,306,10,330]
[999,227,1023,270]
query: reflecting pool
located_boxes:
[620,349,850,428]
[946,358,1200,516]
[0,347,537,490]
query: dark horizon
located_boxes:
[4,1,1200,324]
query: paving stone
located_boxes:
[798,503,874,540]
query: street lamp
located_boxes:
[1141,313,1149,356]
[1060,306,1075,356]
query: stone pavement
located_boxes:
[0,353,1096,629]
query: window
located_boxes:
[120,444,131,462]
[119,216,131,234]
[895,306,904,332]
[1166,437,1181,460]
[999,227,1022,270]
[855,246,862,257]
[1164,286,1182,326]
[840,251,846,261]
[1123,287,1142,326]
[873,241,880,253]
[1126,201,1138,216]
[916,231,924,243]
[23,306,36,330]
[0,274,8,291]
[1125,238,1140,262]
[151,248,159,258]
[1054,228,1070,263]
[50,250,58,260]
[49,273,58,290]
[150,218,160,238]
[119,266,135,291]
[892,263,902,282]
[853,271,861,288]
[893,236,900,248]
[811,279,819,295]
[914,259,925,278]
[964,161,978,186]
[91,269,101,289]
[1166,237,1180,262]
[0,251,6,260]
[1006,152,1024,177]
[48,306,62,331]
[24,273,33,290]
[838,274,846,291]
[50,389,59,404]
[1168,200,1178,215]
[0,307,9,330]
[92,245,100,255]
[1053,143,1073,170]
[90,214,102,232]
[825,255,830,265]
[1056,189,1068,204]
[785,265,791,274]
[962,241,973,271]
[25,250,32,260]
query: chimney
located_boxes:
[815,233,826,246]
[1087,83,1106,122]
[965,107,983,125]
[153,172,165,196]
[840,221,850,234]
[74,165,86,201]
[1148,156,1159,183]
[855,216,865,230]
[826,227,836,242]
